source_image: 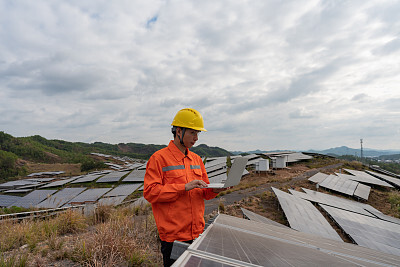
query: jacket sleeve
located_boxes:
[200,160,219,200]
[143,155,186,203]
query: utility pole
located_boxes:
[360,139,363,163]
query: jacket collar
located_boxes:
[168,140,193,161]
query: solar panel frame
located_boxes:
[342,169,393,188]
[366,170,400,188]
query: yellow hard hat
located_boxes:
[171,108,207,131]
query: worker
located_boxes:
[144,108,228,267]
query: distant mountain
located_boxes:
[231,149,268,155]
[307,146,400,157]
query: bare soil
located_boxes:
[25,163,82,177]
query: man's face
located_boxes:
[178,128,200,148]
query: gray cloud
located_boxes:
[1,0,399,151]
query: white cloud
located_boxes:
[1,0,399,152]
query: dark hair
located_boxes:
[171,126,177,138]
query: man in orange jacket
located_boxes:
[144,108,227,267]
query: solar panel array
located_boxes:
[9,190,57,208]
[289,188,381,217]
[122,169,146,182]
[308,172,371,200]
[0,180,39,189]
[96,171,128,183]
[320,204,400,256]
[272,187,343,241]
[0,195,21,207]
[343,169,393,188]
[173,214,400,266]
[319,174,358,195]
[64,188,111,205]
[103,184,142,197]
[41,176,80,188]
[366,170,400,189]
[4,189,33,194]
[71,173,102,184]
[36,187,87,208]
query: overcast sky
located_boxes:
[1,0,399,152]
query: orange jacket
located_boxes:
[144,140,218,242]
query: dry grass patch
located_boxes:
[0,210,87,253]
[25,163,82,177]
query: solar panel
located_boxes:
[0,180,39,189]
[174,214,400,266]
[366,170,400,189]
[122,169,146,182]
[104,184,142,197]
[71,174,102,184]
[0,195,21,207]
[240,208,287,228]
[318,175,359,196]
[41,176,80,188]
[64,188,111,205]
[9,190,57,208]
[97,196,127,206]
[320,204,400,256]
[96,171,128,183]
[343,169,393,188]
[36,187,86,208]
[272,187,342,241]
[353,183,371,200]
[308,172,329,184]
[291,188,380,217]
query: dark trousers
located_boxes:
[161,240,193,267]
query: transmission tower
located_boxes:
[360,139,363,162]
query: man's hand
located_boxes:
[212,187,233,194]
[185,180,207,191]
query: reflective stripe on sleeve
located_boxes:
[190,165,201,169]
[162,165,185,172]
